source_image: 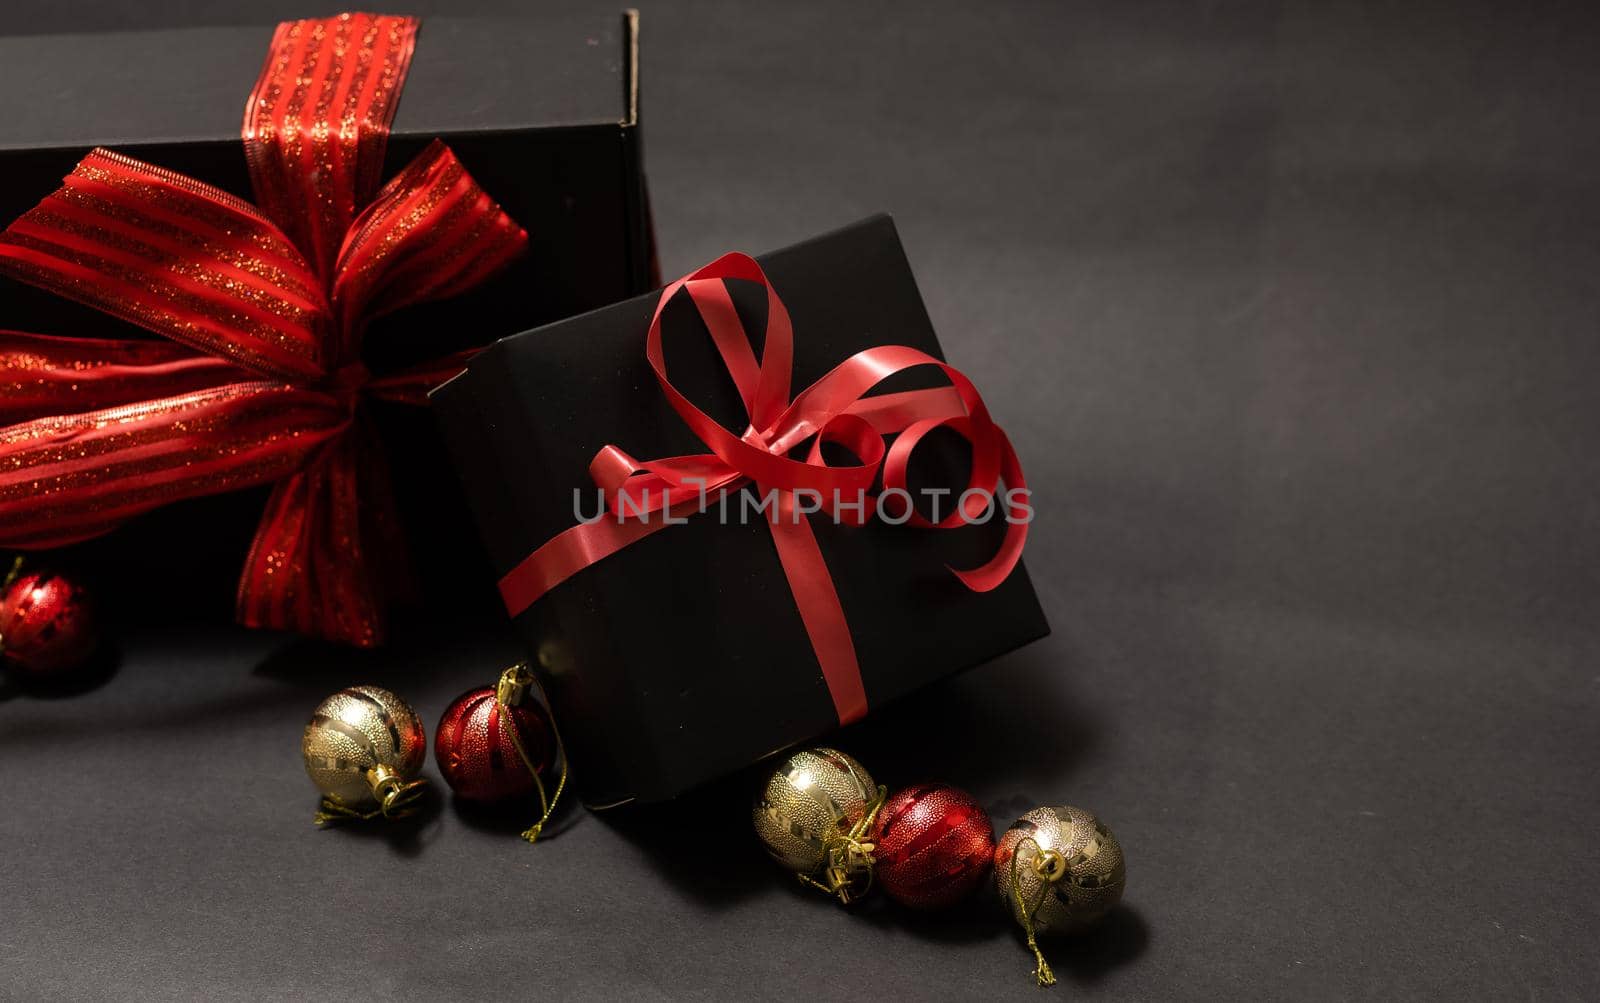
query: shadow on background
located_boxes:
[0,676,314,750]
[1044,905,1151,984]
[854,878,1009,945]
[449,791,588,842]
[595,766,775,907]
[250,608,517,692]
[311,781,447,859]
[842,642,1097,796]
[0,639,121,703]
[253,635,419,690]
[593,640,1105,919]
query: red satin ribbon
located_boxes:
[0,13,526,646]
[496,253,1029,724]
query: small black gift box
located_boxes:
[432,216,1049,805]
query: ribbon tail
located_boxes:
[765,492,868,726]
[0,331,251,427]
[495,485,871,726]
[498,503,693,618]
[0,382,345,551]
[236,416,405,647]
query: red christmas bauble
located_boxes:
[0,568,99,680]
[871,783,996,909]
[434,686,556,802]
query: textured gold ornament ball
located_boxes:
[302,685,428,813]
[753,747,877,875]
[995,805,1126,935]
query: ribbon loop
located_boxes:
[0,149,329,382]
[243,12,420,283]
[331,141,528,355]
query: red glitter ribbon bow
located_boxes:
[496,253,1028,724]
[0,13,526,646]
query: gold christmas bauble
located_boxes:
[753,747,883,902]
[302,685,428,824]
[995,804,1126,935]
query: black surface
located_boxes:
[433,216,1050,806]
[2,1,1598,999]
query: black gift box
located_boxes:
[432,215,1050,806]
[0,12,655,621]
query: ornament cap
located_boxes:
[496,662,535,706]
[1034,847,1068,883]
[369,764,427,819]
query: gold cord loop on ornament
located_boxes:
[496,662,569,844]
[313,798,383,826]
[1011,835,1062,988]
[311,764,427,827]
[372,765,427,819]
[795,781,888,905]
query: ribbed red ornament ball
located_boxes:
[871,783,996,909]
[0,567,99,681]
[434,687,557,802]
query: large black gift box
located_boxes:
[432,216,1050,806]
[0,12,655,620]
[0,13,653,334]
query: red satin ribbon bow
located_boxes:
[496,253,1029,724]
[0,13,526,646]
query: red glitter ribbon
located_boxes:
[496,253,1028,724]
[0,13,526,646]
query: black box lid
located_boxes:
[0,13,636,152]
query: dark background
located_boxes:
[2,1,1597,999]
